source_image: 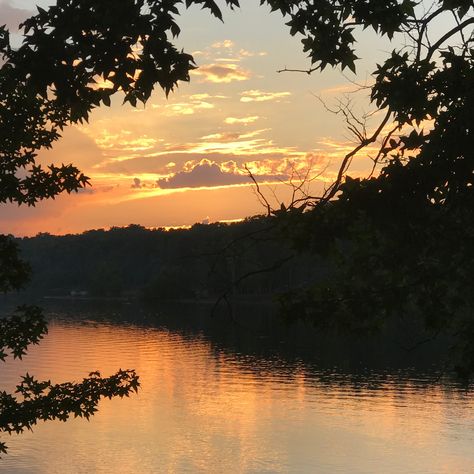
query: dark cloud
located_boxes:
[77,185,117,194]
[99,152,290,175]
[157,162,287,189]
[131,178,142,189]
[192,64,250,83]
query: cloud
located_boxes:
[191,40,267,64]
[0,0,31,30]
[192,64,251,83]
[145,95,224,116]
[211,40,235,49]
[200,129,268,142]
[157,160,287,189]
[77,184,117,195]
[130,94,226,115]
[319,83,359,95]
[240,90,291,102]
[188,93,228,100]
[238,49,267,58]
[224,116,260,125]
[131,178,142,189]
[94,131,158,152]
[160,100,214,115]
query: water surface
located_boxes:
[0,301,473,473]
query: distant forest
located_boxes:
[17,218,324,301]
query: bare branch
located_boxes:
[321,109,392,204]
[245,165,271,216]
[426,17,474,61]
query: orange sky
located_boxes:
[2,1,402,236]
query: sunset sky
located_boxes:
[2,0,395,236]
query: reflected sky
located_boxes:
[0,312,473,473]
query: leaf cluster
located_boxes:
[0,369,139,455]
[0,306,47,362]
[268,2,474,378]
[267,0,416,72]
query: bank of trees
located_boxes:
[18,220,321,300]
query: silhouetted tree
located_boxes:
[2,3,473,456]
[263,1,474,378]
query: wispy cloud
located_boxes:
[238,49,267,58]
[192,63,251,83]
[159,100,215,115]
[93,130,158,152]
[240,90,291,102]
[224,116,260,125]
[211,39,235,49]
[201,129,268,142]
[319,84,359,95]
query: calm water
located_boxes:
[0,301,473,473]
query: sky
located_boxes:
[1,0,393,236]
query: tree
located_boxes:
[264,1,474,378]
[1,1,473,455]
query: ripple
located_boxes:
[0,315,473,473]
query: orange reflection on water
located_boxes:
[1,320,473,473]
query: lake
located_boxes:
[0,300,473,473]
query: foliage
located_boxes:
[0,236,30,293]
[0,369,138,455]
[1,0,473,456]
[0,306,47,362]
[267,1,474,378]
[18,220,311,299]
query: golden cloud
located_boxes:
[244,153,327,179]
[319,84,359,95]
[240,90,291,102]
[188,93,228,100]
[200,129,268,143]
[92,130,158,153]
[192,64,251,83]
[191,40,268,65]
[161,100,214,115]
[211,39,235,49]
[238,49,267,58]
[224,116,260,125]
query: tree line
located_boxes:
[17,219,323,301]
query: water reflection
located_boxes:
[0,301,473,473]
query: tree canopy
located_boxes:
[1,1,474,455]
[272,2,474,378]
